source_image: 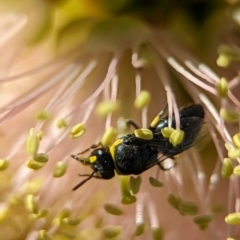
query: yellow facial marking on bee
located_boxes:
[89,156,97,163]
[110,139,123,161]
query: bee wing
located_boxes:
[147,118,206,155]
[135,151,173,174]
[149,135,206,156]
[140,125,207,174]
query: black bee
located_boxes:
[71,104,205,190]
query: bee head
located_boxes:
[71,147,115,190]
[89,148,115,179]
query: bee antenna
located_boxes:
[71,154,81,161]
[71,154,90,164]
[72,171,96,191]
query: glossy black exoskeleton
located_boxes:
[71,104,205,190]
[149,104,205,157]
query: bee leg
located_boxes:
[158,103,168,117]
[75,142,102,155]
[125,119,140,129]
[78,173,102,179]
[157,161,176,171]
[72,170,97,190]
[157,162,171,171]
[155,161,174,180]
[155,165,161,179]
[155,162,169,180]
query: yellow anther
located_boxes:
[121,195,136,204]
[53,208,71,226]
[70,123,86,138]
[161,127,174,138]
[216,78,228,98]
[134,90,151,109]
[35,109,52,121]
[104,204,124,216]
[34,209,49,219]
[95,217,104,228]
[210,205,224,214]
[149,177,164,187]
[216,55,230,67]
[233,133,240,148]
[26,159,45,170]
[62,217,81,226]
[95,100,119,117]
[0,207,9,222]
[0,159,9,170]
[233,165,240,176]
[225,212,240,225]
[119,175,132,198]
[53,161,67,178]
[119,175,136,204]
[134,128,153,140]
[178,201,198,215]
[129,176,142,194]
[221,158,233,178]
[26,128,40,157]
[228,148,240,159]
[56,118,68,128]
[37,130,43,140]
[169,129,185,146]
[220,108,239,123]
[167,194,182,210]
[193,215,213,230]
[25,194,39,214]
[35,153,48,163]
[225,143,233,151]
[151,226,163,240]
[103,226,122,238]
[8,195,21,206]
[217,45,240,67]
[134,222,147,236]
[38,230,53,240]
[101,127,117,147]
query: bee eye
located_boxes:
[97,149,106,156]
[90,148,106,157]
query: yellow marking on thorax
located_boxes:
[89,156,97,163]
[110,139,123,161]
[150,115,160,128]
